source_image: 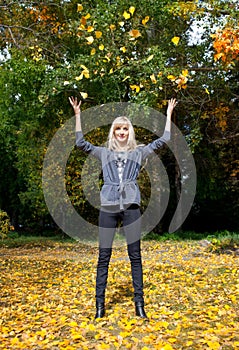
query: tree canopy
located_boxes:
[0,0,238,234]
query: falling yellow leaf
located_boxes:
[147,54,154,62]
[91,48,96,55]
[85,13,91,19]
[205,88,210,94]
[80,17,87,25]
[119,21,124,27]
[87,26,94,32]
[129,6,135,15]
[167,74,176,81]
[120,46,127,53]
[110,24,116,30]
[171,36,180,45]
[130,84,140,92]
[78,24,85,31]
[150,74,157,84]
[129,29,141,38]
[77,4,83,12]
[95,31,102,38]
[86,36,94,44]
[123,11,131,20]
[99,44,104,51]
[122,76,130,82]
[142,16,150,25]
[80,92,88,99]
[182,69,189,76]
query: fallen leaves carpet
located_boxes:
[0,240,239,349]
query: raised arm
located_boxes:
[165,98,177,133]
[69,96,82,132]
[141,98,177,158]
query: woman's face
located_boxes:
[114,124,129,146]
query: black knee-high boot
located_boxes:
[127,240,147,318]
[95,247,112,318]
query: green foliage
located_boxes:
[207,231,239,254]
[0,0,238,232]
[0,210,11,240]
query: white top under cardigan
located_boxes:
[76,130,170,210]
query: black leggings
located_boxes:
[96,205,144,303]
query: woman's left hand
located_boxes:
[167,98,177,116]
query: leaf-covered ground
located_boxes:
[0,240,239,349]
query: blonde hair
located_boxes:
[107,116,137,151]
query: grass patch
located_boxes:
[0,232,74,248]
[1,230,239,252]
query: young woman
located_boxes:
[69,97,177,319]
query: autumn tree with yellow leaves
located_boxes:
[0,0,238,232]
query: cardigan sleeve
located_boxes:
[76,131,103,159]
[141,129,171,160]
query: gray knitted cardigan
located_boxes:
[76,130,170,209]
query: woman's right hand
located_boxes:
[69,96,82,116]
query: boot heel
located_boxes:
[135,302,148,319]
[95,302,105,319]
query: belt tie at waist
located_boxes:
[105,180,136,210]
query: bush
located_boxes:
[0,210,11,240]
[207,231,239,253]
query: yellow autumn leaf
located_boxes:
[80,17,87,25]
[95,31,102,38]
[88,323,95,331]
[80,92,88,99]
[110,24,116,30]
[123,11,131,20]
[171,36,180,45]
[142,16,150,25]
[122,76,130,82]
[150,74,157,84]
[205,88,210,94]
[87,26,94,32]
[78,24,85,31]
[83,72,90,79]
[91,48,96,55]
[99,44,104,51]
[119,21,124,27]
[162,344,174,350]
[207,341,221,350]
[147,54,154,62]
[182,69,189,76]
[129,6,135,15]
[129,29,141,38]
[103,55,110,62]
[86,36,94,44]
[77,4,83,12]
[120,46,127,53]
[130,84,140,92]
[85,13,91,19]
[80,65,88,71]
[167,74,176,81]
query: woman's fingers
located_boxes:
[69,96,82,108]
